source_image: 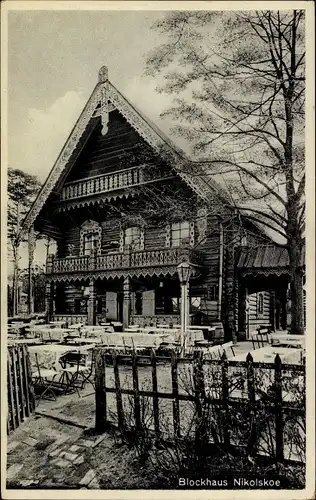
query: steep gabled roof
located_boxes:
[21,65,231,237]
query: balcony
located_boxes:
[46,247,201,275]
[61,165,145,201]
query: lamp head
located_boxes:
[177,261,191,284]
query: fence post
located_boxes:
[7,349,15,432]
[16,346,26,422]
[22,345,31,417]
[151,350,160,439]
[132,351,141,431]
[246,352,257,456]
[193,350,207,459]
[25,345,36,412]
[112,351,125,431]
[171,351,180,438]
[274,354,284,461]
[12,347,21,429]
[95,348,107,433]
[221,351,230,446]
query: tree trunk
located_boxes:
[12,255,19,316]
[288,242,304,335]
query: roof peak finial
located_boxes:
[98,65,108,83]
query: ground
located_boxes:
[6,411,159,489]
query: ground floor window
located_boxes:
[135,292,143,315]
[74,298,88,314]
[190,296,201,311]
[155,289,178,314]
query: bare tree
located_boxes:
[7,168,41,315]
[145,10,305,334]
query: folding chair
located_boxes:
[221,341,236,357]
[31,353,58,405]
[77,349,96,390]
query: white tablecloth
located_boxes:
[233,346,302,364]
[28,344,91,371]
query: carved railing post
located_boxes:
[123,276,131,330]
[46,254,54,274]
[45,282,54,321]
[88,279,96,325]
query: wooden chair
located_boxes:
[31,353,58,405]
[221,341,236,357]
[251,325,272,349]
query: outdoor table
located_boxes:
[8,338,43,345]
[100,332,168,349]
[50,320,66,326]
[28,344,88,371]
[270,333,305,343]
[64,337,100,345]
[232,345,302,364]
[37,327,69,342]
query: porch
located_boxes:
[47,274,188,329]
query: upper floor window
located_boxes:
[83,232,98,256]
[171,221,190,247]
[80,220,102,257]
[125,226,141,250]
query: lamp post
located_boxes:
[177,261,191,354]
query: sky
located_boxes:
[6,6,296,272]
[7,9,182,270]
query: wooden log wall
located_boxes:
[248,291,271,333]
[65,111,150,183]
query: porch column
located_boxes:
[88,279,96,325]
[123,276,131,330]
[238,279,248,340]
[45,282,54,321]
[27,226,36,314]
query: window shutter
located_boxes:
[119,229,124,253]
[142,290,155,316]
[165,224,171,248]
[189,222,195,247]
[140,227,145,250]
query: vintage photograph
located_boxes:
[1,2,314,497]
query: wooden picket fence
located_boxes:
[7,344,36,433]
[94,349,306,464]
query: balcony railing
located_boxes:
[61,165,145,201]
[47,247,200,275]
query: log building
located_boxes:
[21,66,301,339]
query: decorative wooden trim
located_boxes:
[165,224,171,248]
[100,86,109,135]
[79,220,102,256]
[21,84,102,235]
[196,207,207,243]
[46,266,181,283]
[28,226,36,265]
[140,227,145,251]
[189,221,195,248]
[119,229,124,253]
[21,68,229,237]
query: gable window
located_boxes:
[125,226,141,250]
[171,221,190,247]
